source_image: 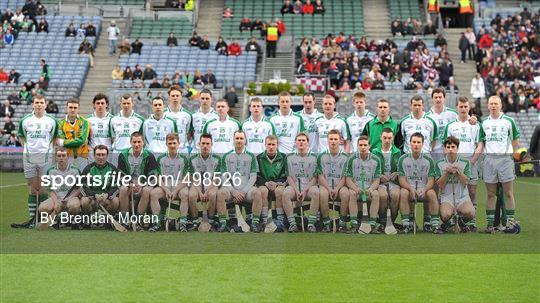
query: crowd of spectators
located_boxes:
[164,0,194,11]
[1,1,48,48]
[238,17,286,38]
[391,17,438,37]
[473,8,539,113]
[295,33,455,94]
[280,0,325,16]
[64,22,97,38]
[185,32,262,58]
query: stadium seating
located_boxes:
[220,0,364,39]
[388,0,422,21]
[116,45,257,89]
[505,111,539,149]
[87,0,145,5]
[0,0,56,11]
[129,17,194,39]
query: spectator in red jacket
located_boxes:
[276,18,286,36]
[228,42,242,56]
[478,33,493,49]
[0,68,9,83]
[302,0,314,15]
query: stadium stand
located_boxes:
[87,0,145,5]
[115,44,257,89]
[388,0,422,22]
[129,16,194,39]
[220,0,364,39]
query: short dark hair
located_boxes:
[152,96,164,104]
[354,91,366,99]
[168,85,182,95]
[444,136,460,147]
[303,91,314,99]
[66,98,79,105]
[458,96,470,104]
[121,94,132,101]
[410,132,424,143]
[92,93,109,105]
[200,133,213,141]
[33,95,46,102]
[295,132,309,142]
[130,131,143,140]
[166,133,179,142]
[377,98,389,105]
[431,88,446,98]
[410,95,424,104]
[94,144,109,155]
[199,88,213,97]
[357,135,369,144]
[382,127,394,134]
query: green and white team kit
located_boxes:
[142,115,178,155]
[191,108,218,153]
[241,117,275,154]
[110,111,144,152]
[221,148,258,191]
[480,113,520,155]
[297,109,323,152]
[442,118,481,156]
[317,151,349,188]
[18,112,57,164]
[345,153,382,189]
[269,111,305,154]
[87,112,113,150]
[346,111,375,153]
[156,151,190,188]
[426,107,458,154]
[400,113,438,153]
[202,115,241,154]
[164,107,192,153]
[285,151,318,190]
[314,113,350,153]
[397,152,437,188]
[46,164,80,199]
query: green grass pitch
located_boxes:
[1,172,539,302]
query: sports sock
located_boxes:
[401,213,410,227]
[469,204,477,226]
[262,207,268,224]
[178,215,188,224]
[276,208,285,224]
[350,216,358,228]
[27,195,36,219]
[423,214,430,225]
[218,214,227,226]
[369,217,378,227]
[252,215,260,226]
[486,209,495,227]
[505,209,515,225]
[323,217,330,227]
[430,214,440,228]
[38,194,48,205]
[308,214,317,225]
[287,215,296,226]
[339,215,347,227]
[156,213,163,225]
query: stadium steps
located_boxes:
[363,0,392,40]
[445,28,478,107]
[195,0,225,40]
[263,53,295,83]
[79,20,126,115]
[496,0,522,8]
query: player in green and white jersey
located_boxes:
[37,147,82,230]
[164,86,192,154]
[317,129,350,232]
[188,133,224,231]
[399,95,437,153]
[12,95,58,229]
[142,97,178,156]
[217,130,262,232]
[442,97,483,231]
[345,135,382,233]
[435,136,476,231]
[346,91,375,153]
[149,134,190,232]
[269,91,305,154]
[191,89,218,153]
[241,97,275,155]
[426,88,458,161]
[202,99,241,154]
[282,133,320,232]
[87,93,113,162]
[397,132,442,234]
[314,94,350,153]
[117,132,159,231]
[480,96,521,234]
[372,128,402,227]
[109,94,144,163]
[296,92,323,151]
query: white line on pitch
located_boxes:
[0,183,26,189]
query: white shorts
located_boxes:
[224,187,256,204]
[483,155,515,183]
[378,182,399,191]
[23,160,51,179]
[469,160,479,184]
[440,193,471,207]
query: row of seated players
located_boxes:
[16,87,521,234]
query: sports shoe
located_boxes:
[423,222,432,232]
[503,221,521,234]
[133,223,144,232]
[338,226,348,233]
[307,224,317,233]
[217,224,228,232]
[484,226,496,234]
[11,219,33,229]
[432,226,444,234]
[177,223,188,232]
[71,223,82,230]
[370,226,381,234]
[321,225,331,233]
[251,224,260,233]
[275,221,285,232]
[148,223,161,232]
[468,225,478,233]
[288,224,299,233]
[188,221,199,232]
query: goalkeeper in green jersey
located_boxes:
[317,129,350,232]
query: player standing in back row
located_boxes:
[400,95,437,153]
[480,96,521,234]
[426,88,458,161]
[202,99,241,154]
[296,92,323,152]
[314,94,350,153]
[242,97,275,155]
[87,93,113,161]
[346,91,375,153]
[191,89,218,153]
[110,94,144,164]
[164,86,192,154]
[269,91,305,154]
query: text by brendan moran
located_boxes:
[39,212,158,226]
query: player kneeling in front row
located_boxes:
[345,136,381,233]
[117,132,159,231]
[79,145,121,229]
[398,132,443,234]
[318,129,350,232]
[435,136,476,232]
[150,134,190,232]
[217,130,263,232]
[189,134,224,231]
[282,133,320,232]
[37,147,82,230]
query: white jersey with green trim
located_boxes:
[317,151,349,188]
[156,152,190,188]
[221,148,259,191]
[435,156,471,199]
[142,115,177,155]
[400,113,438,153]
[314,113,350,153]
[426,106,458,153]
[87,112,113,149]
[202,115,241,154]
[480,113,520,155]
[442,118,480,156]
[164,107,192,153]
[191,108,218,153]
[397,152,437,188]
[269,111,305,154]
[110,111,144,152]
[285,152,318,190]
[345,153,382,189]
[18,112,57,164]
[296,109,323,152]
[241,117,275,155]
[189,153,221,175]
[46,164,80,200]
[346,111,375,153]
